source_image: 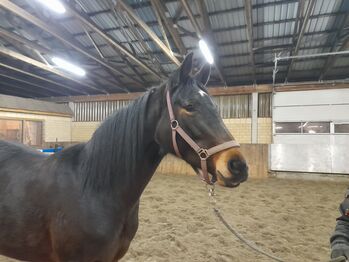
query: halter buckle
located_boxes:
[197,148,209,160]
[171,120,179,130]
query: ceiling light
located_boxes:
[199,39,214,64]
[35,0,66,14]
[52,57,86,77]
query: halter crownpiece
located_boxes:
[165,87,240,185]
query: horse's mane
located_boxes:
[81,90,152,192]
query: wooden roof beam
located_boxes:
[0,46,108,94]
[0,0,140,88]
[197,0,227,85]
[243,0,256,83]
[181,0,226,85]
[285,0,316,81]
[319,4,349,80]
[0,79,52,98]
[65,1,160,83]
[0,62,84,96]
[151,0,186,55]
[0,70,65,96]
[118,0,180,66]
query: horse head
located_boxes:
[155,53,248,188]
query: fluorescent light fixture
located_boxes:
[35,0,66,14]
[199,39,214,64]
[52,57,86,77]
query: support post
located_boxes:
[251,92,258,144]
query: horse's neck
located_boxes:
[83,87,165,207]
[122,90,165,204]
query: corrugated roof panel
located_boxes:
[91,13,120,31]
[313,0,339,15]
[164,1,181,17]
[176,19,196,34]
[256,66,273,75]
[135,6,157,23]
[218,44,249,56]
[221,56,250,67]
[234,56,251,66]
[98,45,118,57]
[333,56,349,67]
[298,48,325,56]
[288,69,319,79]
[162,64,178,73]
[205,0,244,12]
[130,42,147,54]
[259,22,295,38]
[326,68,349,79]
[187,0,200,15]
[214,28,248,45]
[225,66,252,77]
[181,36,197,49]
[255,52,279,64]
[107,29,134,42]
[78,0,110,13]
[60,19,84,34]
[75,32,107,48]
[210,10,245,30]
[226,75,254,83]
[306,16,331,33]
[292,58,326,71]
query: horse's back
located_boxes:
[0,140,53,261]
[0,140,46,193]
[0,139,46,162]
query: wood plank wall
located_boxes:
[156,144,269,179]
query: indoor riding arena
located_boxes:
[0,0,348,262]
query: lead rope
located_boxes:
[206,186,286,262]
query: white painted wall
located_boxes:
[271,88,349,174]
[273,88,349,125]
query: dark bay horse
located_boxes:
[0,53,248,262]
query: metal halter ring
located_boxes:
[171,120,179,130]
[198,148,209,160]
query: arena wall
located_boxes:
[0,109,72,143]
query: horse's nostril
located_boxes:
[228,159,247,172]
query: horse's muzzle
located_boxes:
[213,149,249,188]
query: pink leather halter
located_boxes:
[166,87,240,185]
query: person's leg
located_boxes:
[330,189,349,260]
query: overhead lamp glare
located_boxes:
[35,0,66,14]
[52,57,86,77]
[199,39,214,65]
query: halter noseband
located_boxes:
[166,87,240,185]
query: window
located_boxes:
[0,119,42,147]
[303,122,330,134]
[275,122,301,133]
[275,121,330,134]
[23,121,43,146]
[258,93,272,117]
[0,119,22,143]
[335,124,349,133]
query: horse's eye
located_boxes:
[184,104,195,112]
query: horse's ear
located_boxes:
[179,52,194,82]
[171,52,193,87]
[195,64,211,86]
